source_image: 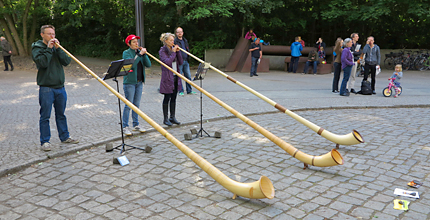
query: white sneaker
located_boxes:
[41,142,52,151]
[132,126,145,133]
[123,127,132,136]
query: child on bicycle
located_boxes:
[391,64,403,97]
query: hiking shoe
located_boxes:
[41,142,52,151]
[133,126,145,133]
[188,91,197,95]
[179,92,184,96]
[123,127,132,136]
[62,137,79,144]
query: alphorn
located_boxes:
[145,51,343,168]
[178,47,364,148]
[55,44,274,200]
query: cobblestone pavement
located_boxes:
[0,62,429,219]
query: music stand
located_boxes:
[104,58,146,153]
[192,62,211,138]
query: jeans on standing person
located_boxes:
[340,65,352,95]
[303,61,317,74]
[123,82,143,128]
[250,56,259,76]
[289,56,299,73]
[332,62,341,92]
[39,86,69,145]
[178,60,192,94]
[363,63,376,91]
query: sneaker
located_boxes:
[187,91,197,95]
[394,95,398,98]
[133,126,145,133]
[62,137,79,144]
[41,142,52,151]
[123,127,132,136]
[179,92,184,96]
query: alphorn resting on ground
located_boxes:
[178,47,364,148]
[145,51,344,169]
[55,43,275,200]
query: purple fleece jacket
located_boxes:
[341,47,354,69]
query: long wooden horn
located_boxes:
[145,51,343,168]
[56,44,274,200]
[178,47,364,147]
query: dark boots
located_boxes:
[169,103,181,125]
[163,104,172,126]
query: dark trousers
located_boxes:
[3,55,13,70]
[332,62,341,91]
[363,63,376,91]
[162,76,178,105]
[289,56,299,73]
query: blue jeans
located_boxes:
[340,65,352,95]
[250,57,259,76]
[39,86,69,145]
[179,61,192,94]
[289,56,299,73]
[303,61,317,74]
[123,82,143,128]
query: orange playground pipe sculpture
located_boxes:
[56,44,274,200]
[178,47,364,148]
[145,51,343,169]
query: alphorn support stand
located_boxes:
[103,59,148,154]
[184,62,221,140]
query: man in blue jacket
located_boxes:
[174,27,196,96]
[32,25,79,151]
[289,37,303,73]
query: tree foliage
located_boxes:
[1,0,430,58]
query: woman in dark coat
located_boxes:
[159,32,183,126]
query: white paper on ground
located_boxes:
[394,188,419,199]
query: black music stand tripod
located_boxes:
[184,62,221,140]
[103,59,147,154]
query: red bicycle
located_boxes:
[383,78,402,97]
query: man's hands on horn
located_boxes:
[48,38,60,49]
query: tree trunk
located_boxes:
[28,0,39,52]
[0,0,26,56]
[22,0,34,55]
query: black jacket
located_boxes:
[174,37,190,62]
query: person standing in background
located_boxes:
[362,36,381,94]
[340,38,354,96]
[174,27,196,96]
[249,37,262,77]
[347,33,361,94]
[1,36,13,71]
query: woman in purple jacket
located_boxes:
[340,38,354,96]
[159,33,183,126]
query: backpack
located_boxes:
[357,80,372,95]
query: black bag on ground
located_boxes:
[357,80,372,95]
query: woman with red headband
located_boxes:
[122,34,151,135]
